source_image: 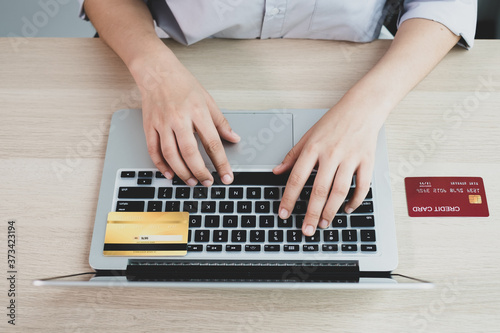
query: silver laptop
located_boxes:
[35,109,432,289]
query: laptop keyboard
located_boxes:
[112,169,378,259]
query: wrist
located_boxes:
[126,40,180,92]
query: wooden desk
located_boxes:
[0,38,499,332]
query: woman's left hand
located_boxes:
[273,102,382,236]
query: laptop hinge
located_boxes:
[125,260,360,282]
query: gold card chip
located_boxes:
[469,195,482,204]
[103,212,189,256]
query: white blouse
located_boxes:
[79,0,477,48]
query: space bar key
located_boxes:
[213,172,315,186]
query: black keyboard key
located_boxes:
[193,187,208,199]
[241,215,256,227]
[172,176,197,186]
[264,245,280,252]
[155,171,165,178]
[213,230,228,242]
[187,244,203,252]
[323,230,339,242]
[188,230,191,242]
[237,201,252,213]
[226,244,242,252]
[247,187,261,199]
[194,230,209,242]
[322,244,338,252]
[361,244,377,252]
[347,188,373,200]
[175,187,191,199]
[189,215,202,228]
[342,244,357,252]
[273,201,280,214]
[360,230,376,242]
[182,201,198,213]
[278,216,293,228]
[137,178,152,185]
[255,201,270,213]
[342,230,357,242]
[250,230,265,242]
[264,187,279,199]
[211,187,226,199]
[331,215,347,228]
[293,201,308,214]
[245,244,261,252]
[300,187,312,200]
[147,201,162,212]
[121,171,135,178]
[116,201,144,212]
[207,244,222,252]
[351,201,374,214]
[164,201,180,211]
[201,201,216,213]
[231,230,247,242]
[350,215,375,227]
[295,215,305,228]
[284,244,299,252]
[305,230,320,242]
[303,245,319,252]
[118,187,155,199]
[138,171,153,178]
[219,201,234,213]
[223,215,238,228]
[268,230,283,242]
[259,215,274,227]
[287,230,302,242]
[229,187,244,199]
[158,187,173,199]
[205,215,220,228]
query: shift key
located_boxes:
[118,187,155,199]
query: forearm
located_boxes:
[339,18,461,126]
[83,0,177,88]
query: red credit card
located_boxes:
[405,177,489,217]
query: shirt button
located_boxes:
[269,7,280,15]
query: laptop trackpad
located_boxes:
[197,113,294,168]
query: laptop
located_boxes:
[34,109,432,289]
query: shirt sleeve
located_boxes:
[77,0,148,21]
[398,0,477,49]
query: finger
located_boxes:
[321,163,356,226]
[144,127,174,179]
[279,149,317,220]
[302,162,338,235]
[194,118,234,185]
[174,124,214,187]
[345,161,374,213]
[159,128,198,186]
[272,134,309,175]
[207,97,240,143]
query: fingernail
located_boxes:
[318,219,329,229]
[231,130,240,140]
[222,174,233,184]
[164,171,173,179]
[279,208,288,219]
[186,178,198,186]
[305,225,314,236]
[202,179,213,187]
[273,163,283,171]
[345,207,354,214]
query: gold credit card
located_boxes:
[103,212,189,256]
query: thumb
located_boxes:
[208,101,240,143]
[273,139,306,175]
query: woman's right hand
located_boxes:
[130,47,240,187]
